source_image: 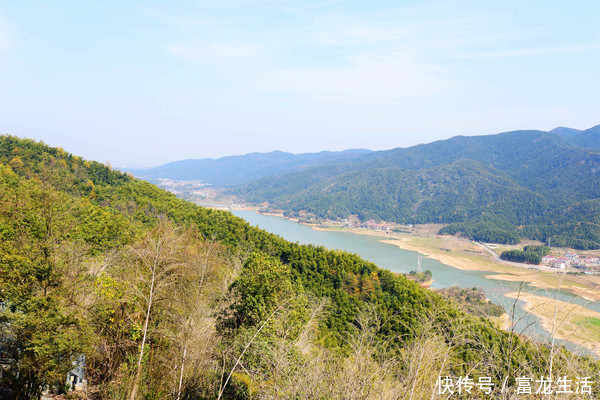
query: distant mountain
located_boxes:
[126,149,372,186]
[550,126,581,140]
[231,126,600,249]
[567,124,600,148]
[550,125,600,148]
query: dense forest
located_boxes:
[500,246,551,265]
[230,127,600,249]
[1,136,598,399]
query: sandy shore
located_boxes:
[504,291,600,356]
[385,236,600,302]
[226,210,600,350]
[312,226,600,349]
[323,229,600,303]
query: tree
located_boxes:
[0,173,90,399]
[218,252,297,332]
[125,220,185,400]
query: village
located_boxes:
[155,178,208,196]
[323,217,600,275]
[542,253,600,272]
[347,219,393,232]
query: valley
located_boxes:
[4,2,600,397]
[229,208,600,357]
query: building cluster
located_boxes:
[157,179,207,195]
[542,253,600,271]
[351,220,390,232]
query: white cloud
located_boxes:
[454,44,600,59]
[251,53,450,104]
[0,15,15,51]
[309,16,408,46]
[167,42,261,61]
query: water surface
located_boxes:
[231,209,598,355]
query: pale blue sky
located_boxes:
[1,0,599,167]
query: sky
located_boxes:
[0,0,599,167]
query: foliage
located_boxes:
[1,135,598,399]
[218,252,306,334]
[436,287,505,317]
[230,129,600,249]
[500,245,550,264]
[406,269,432,284]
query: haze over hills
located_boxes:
[126,149,372,186]
[126,125,600,249]
[566,125,600,149]
[228,125,600,249]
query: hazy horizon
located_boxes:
[1,1,599,167]
[120,122,598,170]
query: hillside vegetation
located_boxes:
[0,136,598,399]
[231,127,600,249]
[128,149,371,186]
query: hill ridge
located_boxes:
[230,126,600,249]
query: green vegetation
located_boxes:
[436,287,505,318]
[500,245,551,264]
[1,136,598,399]
[230,129,600,249]
[585,317,600,328]
[440,217,522,245]
[406,269,432,284]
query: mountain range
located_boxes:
[5,134,577,397]
[129,125,600,249]
[127,149,371,186]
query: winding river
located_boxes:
[231,209,598,356]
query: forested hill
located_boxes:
[126,148,371,186]
[551,124,600,148]
[2,135,597,399]
[231,126,600,249]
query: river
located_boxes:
[231,209,597,356]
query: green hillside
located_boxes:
[0,136,597,399]
[569,125,600,149]
[231,128,600,248]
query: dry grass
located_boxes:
[378,235,600,302]
[505,291,600,357]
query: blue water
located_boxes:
[231,209,599,356]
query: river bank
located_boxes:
[384,235,600,303]
[233,208,600,302]
[229,209,599,356]
[241,208,600,303]
[311,226,600,303]
[326,227,600,355]
[504,291,600,357]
